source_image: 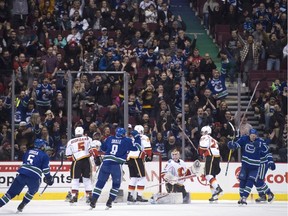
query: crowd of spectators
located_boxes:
[0,0,286,163]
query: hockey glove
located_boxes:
[227,141,237,150]
[130,130,140,139]
[268,162,276,171]
[44,175,54,186]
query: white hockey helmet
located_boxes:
[75,126,84,136]
[134,125,144,135]
[201,126,212,135]
[92,140,102,148]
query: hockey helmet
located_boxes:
[134,125,144,135]
[92,140,102,148]
[201,125,211,135]
[75,127,84,136]
[34,139,47,149]
[249,128,258,135]
[116,127,126,138]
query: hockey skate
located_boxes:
[16,202,27,213]
[136,194,148,202]
[127,192,136,204]
[89,197,97,210]
[255,195,267,203]
[209,186,223,202]
[69,196,78,204]
[183,193,191,204]
[86,195,92,204]
[267,192,274,203]
[65,191,72,202]
[105,197,113,210]
[238,197,247,205]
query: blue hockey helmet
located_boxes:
[249,129,258,135]
[116,127,126,138]
[34,139,47,149]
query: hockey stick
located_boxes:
[167,105,198,153]
[146,174,197,189]
[225,122,235,176]
[40,153,64,196]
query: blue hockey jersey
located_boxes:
[17,148,51,180]
[101,136,141,165]
[234,136,266,168]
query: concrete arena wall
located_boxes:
[0,161,287,202]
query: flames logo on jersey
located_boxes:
[232,166,241,188]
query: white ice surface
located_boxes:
[0,200,287,216]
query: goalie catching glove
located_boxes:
[44,175,54,186]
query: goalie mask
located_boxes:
[171,149,180,162]
[201,125,211,135]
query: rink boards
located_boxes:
[0,161,287,201]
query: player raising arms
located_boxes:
[227,128,267,205]
[198,126,223,202]
[90,127,141,210]
[0,139,54,213]
[127,125,152,203]
[65,126,96,204]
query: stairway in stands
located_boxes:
[225,84,262,131]
[170,0,262,132]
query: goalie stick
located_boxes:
[39,153,64,196]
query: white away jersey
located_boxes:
[162,159,188,185]
[65,136,93,161]
[199,134,220,157]
[128,134,151,159]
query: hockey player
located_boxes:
[198,125,223,202]
[254,133,276,203]
[0,139,54,213]
[127,125,152,203]
[65,126,96,204]
[90,127,141,210]
[227,128,267,205]
[161,149,191,204]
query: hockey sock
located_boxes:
[83,177,93,191]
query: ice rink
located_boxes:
[0,200,287,216]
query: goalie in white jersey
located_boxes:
[161,149,191,204]
[198,126,223,202]
[65,127,98,204]
[127,125,152,203]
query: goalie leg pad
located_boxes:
[150,193,183,204]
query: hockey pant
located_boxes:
[254,163,271,196]
[0,174,40,207]
[165,182,187,199]
[92,163,122,202]
[238,165,258,198]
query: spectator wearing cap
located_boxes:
[57,11,72,31]
[133,39,147,61]
[15,121,30,148]
[98,27,108,48]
